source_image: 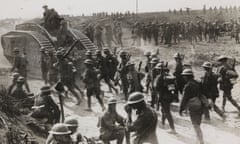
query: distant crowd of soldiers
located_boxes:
[131,19,240,46]
[83,21,123,49]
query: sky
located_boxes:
[0,0,240,19]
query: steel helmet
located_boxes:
[13,48,20,52]
[107,97,117,105]
[85,50,92,56]
[119,50,127,56]
[202,61,212,68]
[150,58,159,64]
[40,86,51,93]
[127,92,145,105]
[64,117,78,127]
[173,53,182,59]
[144,51,151,56]
[126,62,135,67]
[12,72,20,78]
[17,76,25,83]
[49,123,71,135]
[103,48,110,53]
[181,69,193,76]
[84,59,94,65]
[95,50,102,55]
[55,51,64,56]
[217,55,228,62]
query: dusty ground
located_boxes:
[1,25,240,144]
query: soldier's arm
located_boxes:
[127,114,148,132]
[101,115,117,130]
[180,85,190,113]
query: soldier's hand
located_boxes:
[179,111,183,116]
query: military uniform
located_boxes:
[118,52,129,100]
[82,59,105,110]
[218,64,240,112]
[31,86,60,124]
[180,70,204,144]
[173,54,184,94]
[154,71,176,132]
[40,49,49,84]
[128,107,158,144]
[201,69,225,119]
[55,56,81,105]
[99,111,125,144]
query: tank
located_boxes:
[1,22,97,79]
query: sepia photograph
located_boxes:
[0,0,239,143]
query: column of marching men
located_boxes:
[9,46,240,144]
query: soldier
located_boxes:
[115,22,123,47]
[47,50,58,86]
[154,63,177,134]
[126,62,143,93]
[9,76,34,111]
[103,48,119,93]
[152,22,159,45]
[201,62,225,120]
[117,51,130,100]
[8,72,30,95]
[54,50,81,105]
[47,123,73,144]
[98,97,125,144]
[126,92,158,144]
[104,24,116,48]
[42,5,51,29]
[165,23,172,46]
[30,86,60,124]
[94,24,104,50]
[173,53,184,94]
[217,56,240,115]
[180,69,204,144]
[46,116,85,144]
[144,51,152,93]
[11,48,30,92]
[82,59,105,111]
[40,47,48,84]
[148,58,160,108]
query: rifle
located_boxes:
[54,82,65,122]
[138,61,142,72]
[62,40,80,59]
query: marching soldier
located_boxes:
[31,86,60,124]
[201,62,225,120]
[144,51,152,93]
[154,62,177,134]
[173,53,184,94]
[117,51,130,100]
[82,59,105,111]
[98,97,125,144]
[217,56,240,115]
[103,48,119,93]
[54,50,81,105]
[126,62,143,93]
[148,58,159,108]
[180,69,204,144]
[126,92,158,144]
